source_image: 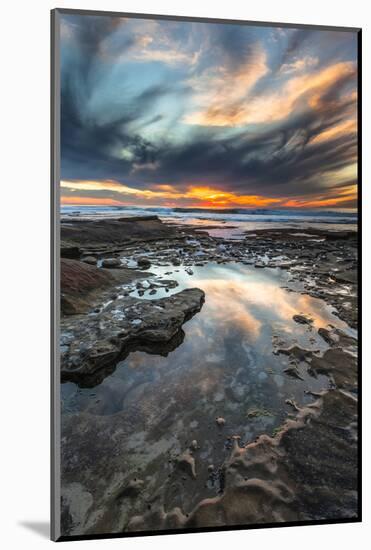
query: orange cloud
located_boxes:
[186,60,356,127]
[311,118,357,144]
[111,19,201,66]
[184,46,269,127]
[61,180,282,208]
[282,184,357,208]
[60,180,357,210]
[61,179,184,200]
[183,186,281,207]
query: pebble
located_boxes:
[216,416,226,427]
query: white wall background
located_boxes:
[0,0,368,548]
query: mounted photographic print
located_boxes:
[51,8,361,542]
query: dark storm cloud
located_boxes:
[209,23,258,67]
[148,125,356,198]
[60,78,192,181]
[280,28,314,66]
[279,27,357,72]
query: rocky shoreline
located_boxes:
[61,288,205,386]
[60,215,358,536]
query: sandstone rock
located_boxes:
[116,478,144,499]
[60,242,81,259]
[61,259,114,315]
[137,257,151,269]
[101,258,121,268]
[283,366,304,380]
[61,288,205,384]
[82,256,97,265]
[176,450,196,479]
[61,216,179,247]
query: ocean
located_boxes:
[61,205,357,237]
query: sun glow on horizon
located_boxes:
[60,179,357,209]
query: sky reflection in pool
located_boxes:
[62,263,354,461]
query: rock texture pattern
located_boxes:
[61,288,205,384]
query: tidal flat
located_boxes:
[59,215,358,536]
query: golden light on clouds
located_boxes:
[311,118,357,144]
[185,60,356,127]
[184,47,269,127]
[282,184,357,209]
[61,179,356,209]
[61,180,282,208]
[182,186,281,207]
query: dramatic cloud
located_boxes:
[60,14,358,209]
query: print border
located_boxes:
[51,8,362,542]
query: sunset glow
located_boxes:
[61,179,357,209]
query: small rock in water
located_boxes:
[216,416,226,427]
[101,258,121,268]
[137,257,151,269]
[82,256,97,265]
[293,314,314,325]
[185,267,194,275]
[318,327,339,345]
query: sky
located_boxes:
[59,14,358,209]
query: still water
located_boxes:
[62,263,353,465]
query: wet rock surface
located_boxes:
[61,259,115,315]
[59,216,358,536]
[61,215,182,248]
[61,288,205,385]
[61,259,146,315]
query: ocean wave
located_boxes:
[61,205,357,226]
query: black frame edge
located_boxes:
[53,7,361,32]
[57,517,361,543]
